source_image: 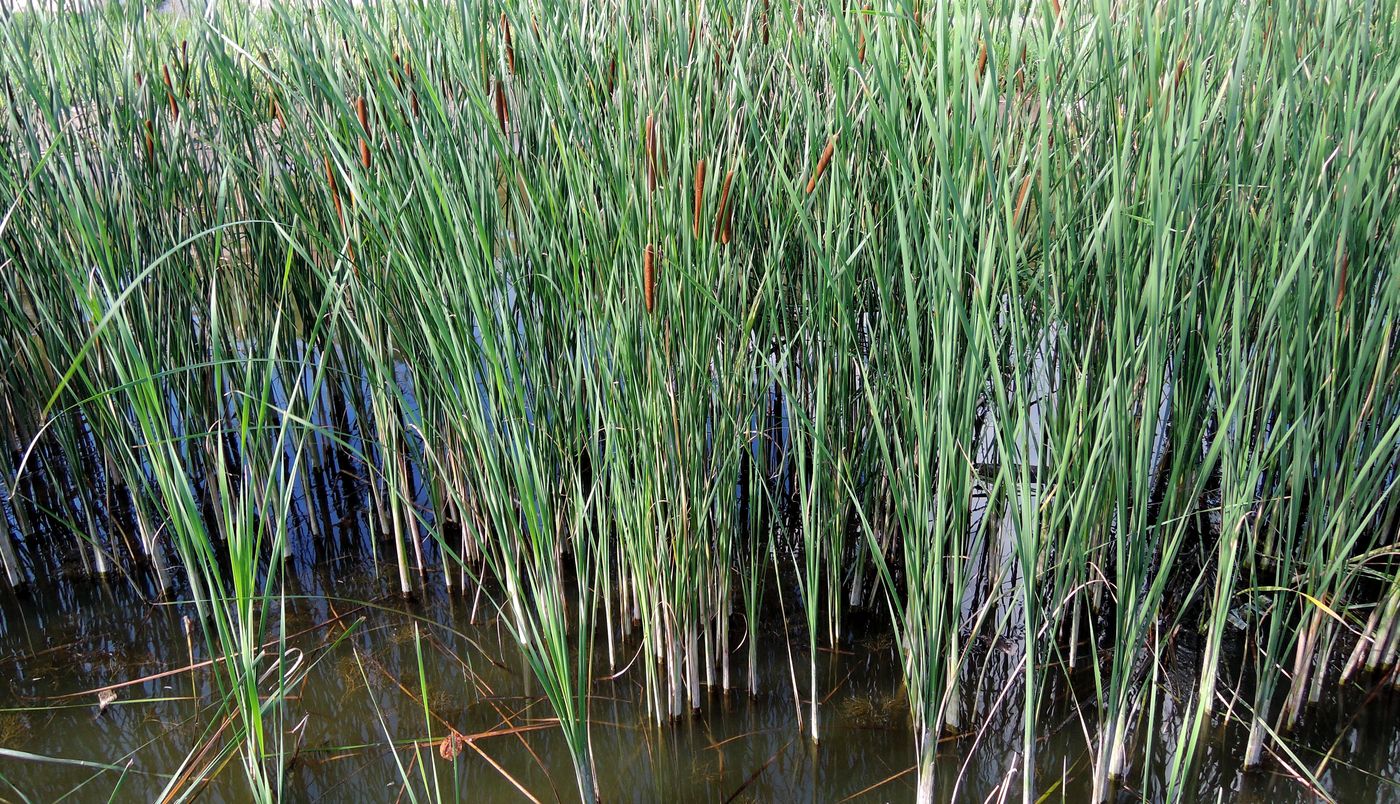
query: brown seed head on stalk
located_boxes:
[161,64,177,120]
[501,14,515,74]
[324,155,344,226]
[1050,0,1061,17]
[356,96,371,169]
[976,40,988,82]
[693,159,707,237]
[806,136,835,194]
[494,77,509,134]
[143,118,154,162]
[714,168,734,244]
[644,244,656,314]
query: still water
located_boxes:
[2,551,1399,803]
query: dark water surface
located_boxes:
[2,553,1399,803]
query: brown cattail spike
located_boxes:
[143,118,154,162]
[161,65,177,120]
[643,244,656,314]
[325,155,343,226]
[1050,0,1061,17]
[714,168,734,244]
[356,96,371,169]
[501,14,515,74]
[976,41,988,82]
[693,159,707,237]
[494,78,509,134]
[807,137,835,194]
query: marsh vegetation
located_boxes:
[1,0,1398,801]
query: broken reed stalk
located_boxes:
[807,137,835,194]
[714,168,734,244]
[643,244,656,314]
[693,159,707,237]
[356,96,371,169]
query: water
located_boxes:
[3,544,1400,803]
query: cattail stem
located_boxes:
[714,168,734,244]
[807,137,835,194]
[1335,244,1349,312]
[643,244,656,314]
[693,159,707,237]
[645,114,657,194]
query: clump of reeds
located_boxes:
[0,4,1397,804]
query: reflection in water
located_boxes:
[3,551,1399,803]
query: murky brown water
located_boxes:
[2,551,1399,803]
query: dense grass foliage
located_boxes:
[2,0,1398,800]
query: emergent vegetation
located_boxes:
[1,0,1397,801]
